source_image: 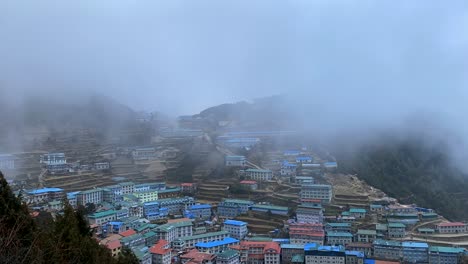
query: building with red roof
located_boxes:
[181,183,197,193]
[436,222,467,233]
[150,239,171,264]
[105,240,122,258]
[239,180,258,190]
[289,223,325,245]
[180,249,216,264]
[119,229,136,237]
[230,241,281,264]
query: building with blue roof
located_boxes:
[281,161,297,176]
[305,244,346,264]
[324,161,338,169]
[345,251,365,264]
[185,204,212,220]
[402,242,429,263]
[296,156,313,164]
[195,237,239,254]
[429,246,466,264]
[25,187,65,204]
[223,220,248,239]
[217,199,254,217]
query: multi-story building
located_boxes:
[186,204,212,220]
[436,222,467,234]
[345,251,365,264]
[133,190,158,203]
[355,229,377,243]
[345,243,372,258]
[218,199,254,217]
[281,161,297,177]
[225,155,247,167]
[154,219,193,243]
[294,176,315,185]
[231,241,281,264]
[40,153,69,173]
[325,223,352,233]
[76,188,103,206]
[143,201,168,220]
[296,156,313,164]
[179,248,216,264]
[245,169,273,181]
[370,204,384,214]
[300,184,333,204]
[251,204,288,216]
[87,210,116,226]
[195,237,240,254]
[174,231,230,250]
[216,250,240,264]
[296,203,323,223]
[388,223,406,238]
[349,208,367,219]
[119,182,135,194]
[402,242,429,263]
[94,162,110,170]
[158,196,195,214]
[239,180,258,191]
[326,232,353,245]
[223,220,248,240]
[289,223,325,245]
[281,244,304,264]
[158,187,181,199]
[0,154,15,170]
[180,183,197,193]
[304,244,345,264]
[25,187,65,204]
[105,240,122,258]
[373,239,402,261]
[428,246,466,264]
[132,147,157,160]
[150,239,172,264]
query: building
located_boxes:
[296,156,313,164]
[349,208,367,219]
[40,153,69,173]
[132,147,157,160]
[239,180,258,191]
[300,184,333,204]
[175,231,230,249]
[294,176,315,185]
[436,222,467,234]
[296,203,323,223]
[289,223,325,245]
[284,150,301,156]
[355,230,377,243]
[195,237,239,254]
[245,169,273,181]
[220,137,260,148]
[94,162,110,170]
[281,161,297,176]
[179,249,216,264]
[325,223,352,233]
[345,243,372,258]
[373,240,402,261]
[231,241,281,264]
[87,210,116,226]
[105,240,122,258]
[323,162,338,170]
[223,220,248,240]
[401,242,429,263]
[186,204,212,220]
[154,219,193,243]
[345,251,365,264]
[25,187,65,204]
[133,190,158,203]
[281,244,305,264]
[388,223,406,238]
[304,244,346,264]
[156,196,195,214]
[119,182,135,194]
[0,154,15,170]
[76,188,103,206]
[157,187,181,199]
[428,246,466,264]
[326,232,353,245]
[370,204,384,214]
[225,155,247,167]
[150,239,172,264]
[143,201,168,220]
[216,250,240,264]
[218,199,254,218]
[251,204,288,216]
[181,183,197,193]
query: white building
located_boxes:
[300,184,333,204]
[223,220,248,240]
[119,182,135,194]
[94,162,110,170]
[40,153,66,165]
[76,188,103,206]
[225,156,247,167]
[216,250,240,264]
[245,169,273,181]
[132,147,157,160]
[0,154,15,170]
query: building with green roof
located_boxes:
[87,210,116,226]
[326,231,353,245]
[216,249,239,264]
[251,204,288,216]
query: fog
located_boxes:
[1,1,468,149]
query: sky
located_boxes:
[0,0,467,117]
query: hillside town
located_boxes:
[2,119,467,264]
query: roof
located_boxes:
[181,231,229,241]
[437,222,466,227]
[246,169,272,173]
[240,180,257,184]
[224,220,247,226]
[251,204,288,211]
[327,232,353,237]
[222,199,254,205]
[149,240,170,255]
[281,244,304,249]
[346,242,372,248]
[357,229,377,235]
[418,228,435,232]
[27,187,64,194]
[119,229,136,237]
[401,242,428,248]
[89,210,116,219]
[373,239,401,247]
[181,183,194,187]
[106,240,122,250]
[326,223,351,227]
[345,251,365,258]
[216,250,239,259]
[291,254,304,263]
[226,155,246,160]
[429,246,466,254]
[195,237,239,248]
[180,249,216,262]
[190,204,211,210]
[370,204,383,208]
[388,223,406,228]
[350,208,367,213]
